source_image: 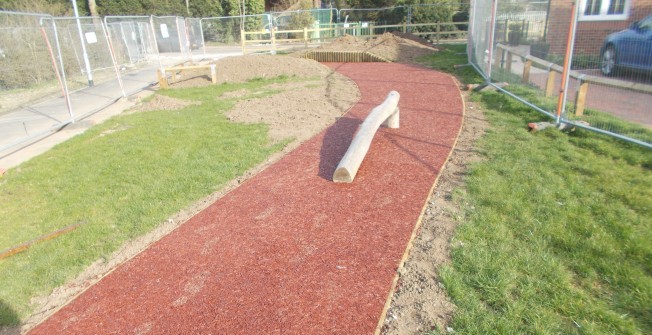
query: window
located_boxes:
[579,0,630,21]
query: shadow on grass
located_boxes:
[0,299,20,334]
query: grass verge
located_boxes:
[420,45,652,334]
[0,77,295,326]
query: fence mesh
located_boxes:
[0,12,60,113]
[105,16,158,66]
[201,16,243,46]
[469,0,652,147]
[152,16,187,54]
[0,12,71,151]
[53,17,119,87]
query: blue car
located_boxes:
[600,15,652,76]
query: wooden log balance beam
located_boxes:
[333,91,400,183]
[157,64,217,89]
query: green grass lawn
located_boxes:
[420,45,651,334]
[0,77,295,326]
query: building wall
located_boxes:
[546,0,652,56]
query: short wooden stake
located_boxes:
[522,59,532,83]
[240,29,246,54]
[210,64,217,84]
[545,70,556,97]
[495,46,505,69]
[158,68,168,89]
[575,80,589,116]
[505,51,513,72]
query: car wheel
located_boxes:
[601,46,617,76]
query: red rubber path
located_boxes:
[30,63,463,334]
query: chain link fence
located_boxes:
[470,0,652,148]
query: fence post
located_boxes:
[494,45,504,69]
[545,69,556,97]
[240,29,245,54]
[522,59,532,83]
[304,26,308,48]
[158,68,169,89]
[574,78,589,116]
[556,0,580,123]
[486,0,499,80]
[199,18,206,56]
[505,51,513,72]
[210,64,217,84]
[269,25,276,54]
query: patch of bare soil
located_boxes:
[305,32,438,64]
[381,92,488,335]
[169,55,336,88]
[127,94,200,113]
[227,76,358,146]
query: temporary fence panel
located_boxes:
[272,8,336,29]
[272,8,338,41]
[186,18,204,51]
[152,16,186,54]
[242,14,274,54]
[176,17,191,55]
[201,16,243,46]
[562,6,652,146]
[52,16,124,120]
[468,0,494,78]
[469,0,651,147]
[408,4,469,43]
[339,7,407,26]
[105,16,158,65]
[0,11,73,153]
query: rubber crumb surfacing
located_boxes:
[30,63,463,335]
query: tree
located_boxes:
[0,0,72,15]
[188,0,223,18]
[96,0,186,16]
[88,0,98,16]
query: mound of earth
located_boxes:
[304,32,438,63]
[160,55,360,150]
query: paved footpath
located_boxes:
[30,63,464,334]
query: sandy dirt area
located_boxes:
[16,33,486,335]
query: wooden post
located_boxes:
[505,51,513,72]
[333,91,400,183]
[304,27,308,48]
[522,59,532,84]
[210,64,217,84]
[494,46,505,69]
[271,26,276,53]
[545,70,556,97]
[403,22,407,33]
[240,29,246,54]
[157,68,168,89]
[575,79,589,116]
